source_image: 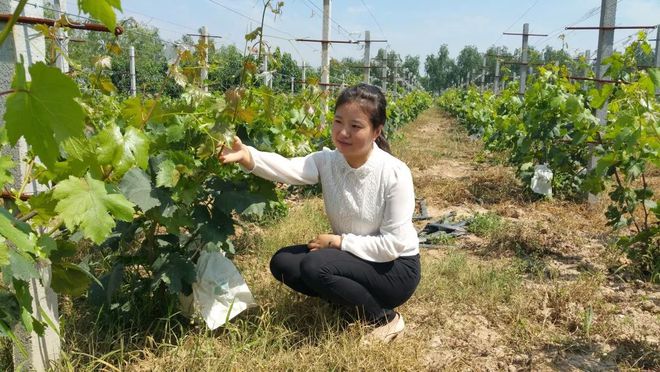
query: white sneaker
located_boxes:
[362,313,405,344]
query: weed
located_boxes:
[468,212,505,237]
[426,232,456,245]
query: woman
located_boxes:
[219,84,420,342]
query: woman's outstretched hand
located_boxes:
[217,136,254,170]
[308,234,342,251]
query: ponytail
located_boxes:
[375,132,391,154]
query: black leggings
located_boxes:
[269,245,421,324]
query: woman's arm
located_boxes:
[219,136,320,185]
[218,136,255,169]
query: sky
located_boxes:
[63,0,660,71]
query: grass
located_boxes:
[425,232,456,245]
[468,212,505,237]
[0,338,11,372]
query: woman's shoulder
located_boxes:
[377,148,411,171]
[376,149,413,182]
[306,146,337,167]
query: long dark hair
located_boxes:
[334,83,391,154]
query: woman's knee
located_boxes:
[269,245,307,281]
[299,252,322,281]
[299,251,334,284]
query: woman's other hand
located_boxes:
[218,136,254,170]
[308,234,342,251]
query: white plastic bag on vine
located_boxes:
[179,250,256,330]
[531,164,553,197]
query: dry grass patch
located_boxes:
[393,108,480,171]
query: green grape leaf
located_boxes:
[53,174,135,244]
[0,241,9,266]
[156,160,180,188]
[88,263,124,306]
[119,168,161,212]
[216,191,268,219]
[96,126,150,176]
[4,62,85,168]
[589,84,613,109]
[51,262,91,297]
[90,74,116,94]
[151,252,196,294]
[245,27,262,42]
[36,236,57,258]
[192,204,235,251]
[0,208,37,254]
[0,290,20,327]
[78,0,122,33]
[0,155,14,187]
[122,96,160,128]
[7,249,38,281]
[13,280,33,331]
[49,240,78,262]
[648,68,660,89]
[26,192,59,226]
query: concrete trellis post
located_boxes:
[654,25,659,96]
[581,49,591,90]
[502,24,547,94]
[519,23,529,95]
[0,2,61,370]
[53,0,68,73]
[588,0,617,203]
[129,46,136,96]
[290,76,294,93]
[380,61,387,92]
[393,60,400,96]
[301,60,306,89]
[261,52,272,88]
[320,0,331,122]
[481,53,486,92]
[363,30,370,83]
[199,26,209,92]
[494,58,501,94]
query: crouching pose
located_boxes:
[219,84,420,342]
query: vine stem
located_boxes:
[15,157,34,201]
[596,131,641,234]
[612,168,642,234]
[141,53,182,127]
[641,173,649,231]
[0,0,28,48]
[257,0,271,63]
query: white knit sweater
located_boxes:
[245,143,419,262]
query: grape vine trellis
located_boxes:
[438,33,660,281]
[0,0,432,353]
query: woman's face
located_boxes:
[332,102,381,166]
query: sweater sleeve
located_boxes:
[243,146,321,185]
[339,163,418,262]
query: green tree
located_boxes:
[424,44,455,93]
[402,55,421,83]
[268,48,301,92]
[208,44,245,92]
[484,46,512,84]
[455,45,483,86]
[68,18,171,96]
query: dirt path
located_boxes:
[395,108,660,371]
